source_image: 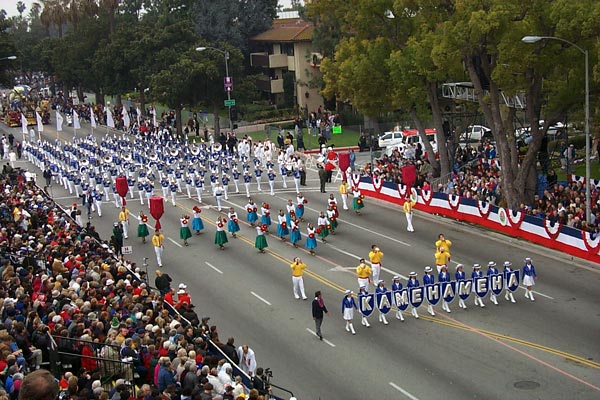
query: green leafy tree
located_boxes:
[435,0,600,208]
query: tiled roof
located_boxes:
[251,18,314,42]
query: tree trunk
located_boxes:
[463,54,543,210]
[213,102,220,137]
[77,84,84,103]
[410,108,438,173]
[427,81,451,179]
[175,106,183,137]
[96,91,105,106]
[139,89,146,117]
[115,94,122,107]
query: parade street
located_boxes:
[6,122,600,400]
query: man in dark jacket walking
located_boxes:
[318,164,327,193]
[311,290,328,340]
[155,270,172,295]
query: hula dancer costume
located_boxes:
[227,209,240,238]
[192,206,204,234]
[317,213,329,242]
[255,225,268,253]
[352,187,364,213]
[180,216,192,246]
[306,224,317,255]
[285,200,295,226]
[137,212,149,243]
[260,203,272,230]
[290,218,302,248]
[246,200,258,226]
[277,211,289,240]
[215,217,228,250]
[296,193,307,221]
[327,207,338,233]
[328,194,339,218]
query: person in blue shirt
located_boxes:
[267,169,276,196]
[391,276,404,321]
[502,261,517,303]
[137,179,145,205]
[145,182,154,203]
[486,261,499,305]
[522,257,537,301]
[169,180,178,207]
[93,190,103,217]
[194,174,204,202]
[455,264,467,309]
[243,171,252,198]
[221,174,230,200]
[232,168,241,193]
[184,175,193,198]
[375,280,389,325]
[407,272,420,319]
[254,166,263,192]
[342,290,357,335]
[438,264,452,313]
[160,177,169,199]
[423,266,436,316]
[471,264,485,308]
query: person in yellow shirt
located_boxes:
[151,230,165,268]
[338,180,350,210]
[368,245,384,286]
[434,246,451,274]
[403,195,416,232]
[356,258,372,290]
[435,233,452,257]
[290,257,307,299]
[119,206,131,239]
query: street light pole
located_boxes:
[522,35,592,224]
[0,56,17,61]
[195,46,233,131]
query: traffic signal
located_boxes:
[230,106,238,122]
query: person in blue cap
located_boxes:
[391,276,405,321]
[423,266,436,316]
[523,257,537,301]
[342,290,357,335]
[472,264,485,308]
[407,272,420,319]
[503,261,516,303]
[486,261,499,305]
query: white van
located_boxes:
[385,129,437,156]
[378,131,404,148]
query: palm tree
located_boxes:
[40,0,68,37]
[16,1,26,18]
[101,0,119,34]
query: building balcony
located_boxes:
[256,77,284,93]
[250,52,289,69]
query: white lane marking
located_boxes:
[167,237,183,248]
[274,195,410,247]
[205,262,223,275]
[250,291,272,306]
[326,244,409,280]
[305,328,336,347]
[519,286,554,299]
[389,382,420,400]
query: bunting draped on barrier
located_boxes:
[357,176,600,263]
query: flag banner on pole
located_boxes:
[73,110,81,130]
[136,107,141,125]
[36,112,44,133]
[21,113,28,134]
[106,107,115,128]
[90,108,97,128]
[56,111,64,132]
[122,107,130,128]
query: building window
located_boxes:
[281,43,294,56]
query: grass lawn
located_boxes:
[556,159,600,181]
[239,127,363,149]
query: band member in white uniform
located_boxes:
[502,261,517,303]
[522,257,537,301]
[391,276,404,321]
[342,290,357,335]
[486,261,499,305]
[472,264,485,308]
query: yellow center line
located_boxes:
[175,203,600,371]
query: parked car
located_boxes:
[460,125,493,143]
[384,129,438,156]
[515,120,565,140]
[378,130,404,148]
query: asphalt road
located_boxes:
[5,122,600,400]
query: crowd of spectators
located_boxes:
[0,166,276,400]
[368,138,600,234]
